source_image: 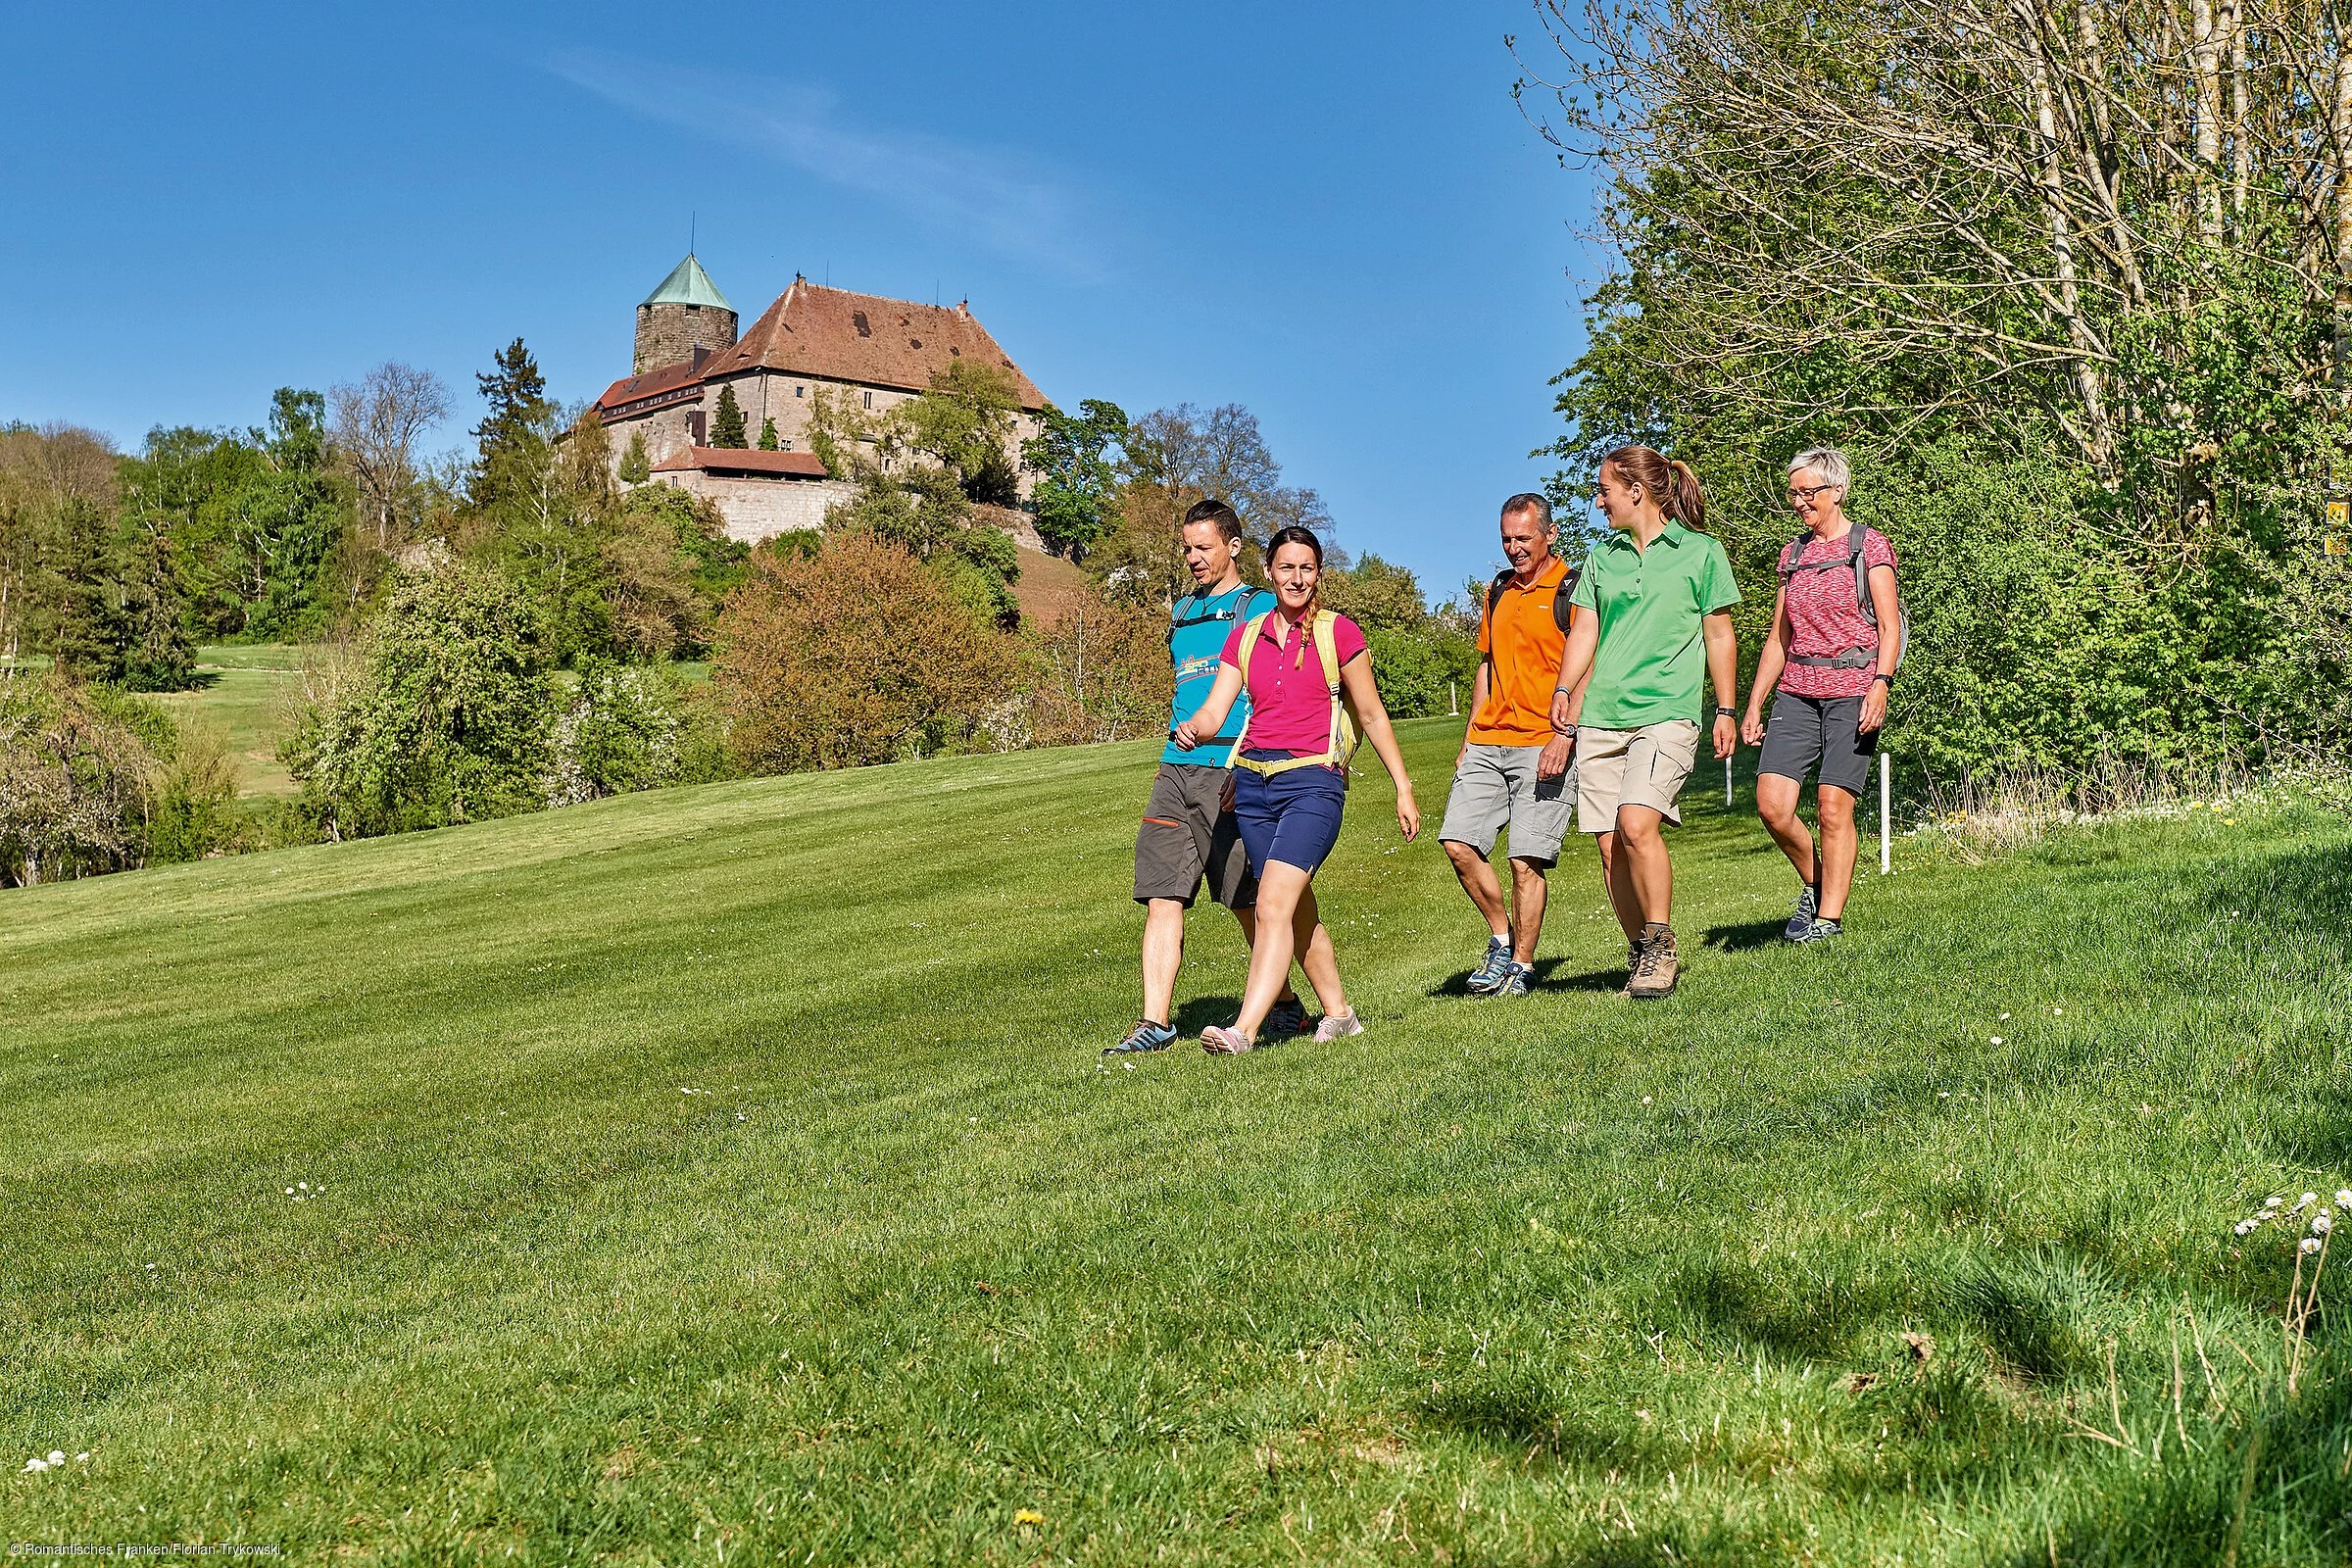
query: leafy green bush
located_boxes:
[284,564,551,838]
[0,673,168,884]
[544,660,688,807]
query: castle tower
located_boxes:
[633,254,737,374]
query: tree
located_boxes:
[896,361,1023,504]
[0,673,168,885]
[713,531,1015,771]
[757,416,779,451]
[1320,554,1425,632]
[618,430,651,484]
[1090,402,1337,607]
[1021,399,1127,561]
[468,339,554,517]
[710,383,749,450]
[1024,596,1173,746]
[282,564,551,837]
[329,362,449,553]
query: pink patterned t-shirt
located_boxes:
[1777,527,1898,701]
[1220,610,1369,754]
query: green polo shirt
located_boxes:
[1568,520,1743,729]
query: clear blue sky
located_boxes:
[0,3,1601,598]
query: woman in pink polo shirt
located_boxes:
[1173,525,1420,1054]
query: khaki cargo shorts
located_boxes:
[1575,720,1701,833]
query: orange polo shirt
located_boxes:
[1468,556,1571,747]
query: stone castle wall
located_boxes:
[650,473,858,543]
[634,303,738,374]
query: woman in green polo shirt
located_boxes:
[1545,445,1741,1000]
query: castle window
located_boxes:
[795,385,804,397]
[862,389,873,409]
[686,304,700,313]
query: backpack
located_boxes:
[1166,586,1256,646]
[1231,610,1359,778]
[1779,524,1908,671]
[1484,561,1582,638]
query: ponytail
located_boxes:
[1601,445,1708,531]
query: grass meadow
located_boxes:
[150,644,312,798]
[4,719,2349,1563]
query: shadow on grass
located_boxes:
[1700,918,1786,954]
[1417,1370,1656,1471]
[1172,997,1243,1035]
[1426,957,1627,997]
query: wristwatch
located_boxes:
[1872,673,1893,687]
[1713,706,1737,718]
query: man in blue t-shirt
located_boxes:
[1106,499,1310,1054]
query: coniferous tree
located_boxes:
[710,384,749,449]
[468,339,555,516]
[619,430,651,484]
[757,416,779,452]
[41,496,123,679]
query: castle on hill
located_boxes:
[595,254,1048,545]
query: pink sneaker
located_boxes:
[1201,1025,1256,1054]
[1313,1011,1364,1043]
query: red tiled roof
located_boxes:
[699,280,1047,410]
[595,355,709,416]
[649,446,831,478]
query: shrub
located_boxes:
[0,672,165,885]
[283,564,551,838]
[1026,598,1174,746]
[545,660,686,807]
[146,717,243,863]
[714,532,1016,772]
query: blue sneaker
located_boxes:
[1105,1019,1178,1054]
[1791,916,1842,945]
[1783,884,1819,942]
[1497,961,1534,998]
[1465,935,1515,995]
[1265,998,1311,1036]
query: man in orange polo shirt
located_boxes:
[1441,494,1580,997]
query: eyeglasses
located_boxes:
[1787,483,1842,506]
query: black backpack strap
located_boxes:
[1554,563,1580,633]
[1849,525,1877,625]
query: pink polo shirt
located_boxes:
[1220,610,1369,754]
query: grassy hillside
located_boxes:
[4,720,2349,1563]
[150,644,311,797]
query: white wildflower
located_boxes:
[74,1452,87,1462]
[283,1188,294,1196]
[1990,1037,2003,1046]
[23,1458,46,1473]
[2315,1214,2333,1236]
[1642,1096,1653,1104]
[2234,1220,2255,1236]
[297,1182,308,1191]
[2303,1238,2324,1254]
[2337,1189,2352,1209]
[46,1451,63,1465]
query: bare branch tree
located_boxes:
[329,363,450,553]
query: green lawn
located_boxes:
[4,721,2348,1563]
[147,645,314,799]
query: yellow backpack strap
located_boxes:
[1311,612,1359,767]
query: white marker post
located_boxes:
[1726,756,1734,808]
[1879,753,1892,874]
[1449,680,1458,717]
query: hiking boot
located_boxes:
[1265,998,1312,1036]
[1106,1018,1178,1054]
[1313,1011,1365,1042]
[1619,938,1648,998]
[1783,883,1819,942]
[1465,934,1515,995]
[1628,927,1680,1000]
[1791,916,1842,945]
[1496,961,1534,998]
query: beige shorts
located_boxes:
[1576,720,1700,832]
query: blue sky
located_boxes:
[0,3,1601,597]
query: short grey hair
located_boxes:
[1788,447,1852,492]
[1500,492,1552,529]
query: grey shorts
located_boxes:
[1439,743,1575,867]
[1760,692,1879,797]
[1133,762,1256,908]
[1576,720,1701,832]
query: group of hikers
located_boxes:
[1110,443,1903,1054]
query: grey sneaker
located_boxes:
[1265,998,1311,1036]
[1106,1018,1178,1054]
[1313,1011,1365,1042]
[1628,927,1680,1000]
[1783,883,1819,942]
[1497,961,1534,998]
[1791,916,1842,945]
[1465,935,1515,995]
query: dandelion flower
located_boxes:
[2304,1238,2324,1254]
[1013,1508,1046,1526]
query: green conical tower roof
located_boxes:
[641,254,732,311]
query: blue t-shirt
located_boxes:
[1162,583,1275,765]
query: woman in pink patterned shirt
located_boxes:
[1739,448,1901,943]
